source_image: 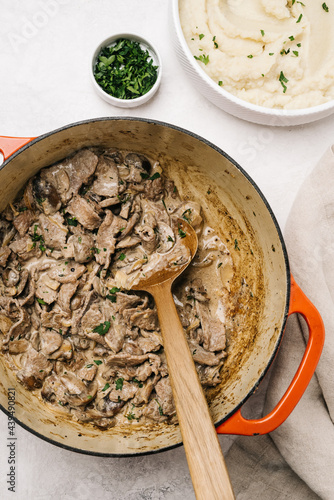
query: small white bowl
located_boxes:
[91,33,162,108]
[170,0,334,126]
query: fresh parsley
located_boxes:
[93,321,110,336]
[115,378,124,391]
[93,38,158,100]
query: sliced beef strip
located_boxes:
[188,339,225,366]
[195,300,226,352]
[92,157,119,198]
[40,329,63,356]
[13,210,35,237]
[58,281,79,313]
[95,211,125,267]
[48,261,86,284]
[122,308,158,331]
[40,149,98,204]
[36,274,59,305]
[32,177,62,215]
[108,380,138,402]
[9,235,42,261]
[0,247,11,267]
[39,213,68,250]
[154,376,176,417]
[67,233,94,263]
[16,345,53,390]
[66,196,101,230]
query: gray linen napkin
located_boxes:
[225,146,334,499]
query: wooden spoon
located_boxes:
[131,218,235,500]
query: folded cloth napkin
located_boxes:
[224,146,334,499]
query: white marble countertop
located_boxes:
[0,1,333,498]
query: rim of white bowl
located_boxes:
[171,0,334,124]
[91,33,162,108]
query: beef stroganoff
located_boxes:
[0,148,234,429]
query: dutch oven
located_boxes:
[0,117,325,456]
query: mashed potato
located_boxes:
[179,0,334,109]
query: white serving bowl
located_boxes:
[170,0,334,126]
[91,33,162,108]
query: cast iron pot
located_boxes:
[0,117,325,456]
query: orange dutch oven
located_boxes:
[0,118,325,455]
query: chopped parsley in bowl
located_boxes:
[91,34,162,108]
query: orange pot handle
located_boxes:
[216,274,325,435]
[0,136,35,161]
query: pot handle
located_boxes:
[0,136,35,161]
[216,274,325,436]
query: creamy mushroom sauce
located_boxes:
[0,148,233,429]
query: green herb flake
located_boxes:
[218,80,223,86]
[93,321,111,336]
[279,70,289,93]
[199,33,205,40]
[234,239,240,251]
[322,2,329,11]
[260,30,265,36]
[94,360,103,366]
[178,227,187,239]
[67,217,78,227]
[155,399,164,416]
[119,253,126,261]
[86,364,93,368]
[292,50,299,57]
[126,404,136,421]
[37,298,46,305]
[150,172,161,181]
[167,235,174,242]
[217,262,222,268]
[133,378,143,388]
[93,38,158,100]
[247,54,254,58]
[269,52,274,56]
[115,378,124,390]
[194,53,210,65]
[296,13,303,23]
[102,383,110,392]
[289,35,295,41]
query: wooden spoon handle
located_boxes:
[150,281,235,500]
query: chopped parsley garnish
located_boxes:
[149,172,161,181]
[292,50,299,57]
[167,235,174,242]
[247,54,253,58]
[67,217,78,226]
[182,208,192,222]
[234,239,240,251]
[296,13,303,23]
[94,360,103,366]
[119,253,126,261]
[155,399,164,416]
[133,378,143,388]
[217,262,222,268]
[78,236,82,243]
[289,35,295,41]
[93,38,158,100]
[199,33,204,40]
[322,2,329,11]
[279,70,289,93]
[102,383,110,392]
[212,35,218,48]
[126,404,136,420]
[178,227,186,238]
[93,321,110,335]
[218,81,223,86]
[260,30,265,36]
[37,298,46,305]
[86,364,93,368]
[194,53,210,65]
[115,378,124,390]
[140,172,149,179]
